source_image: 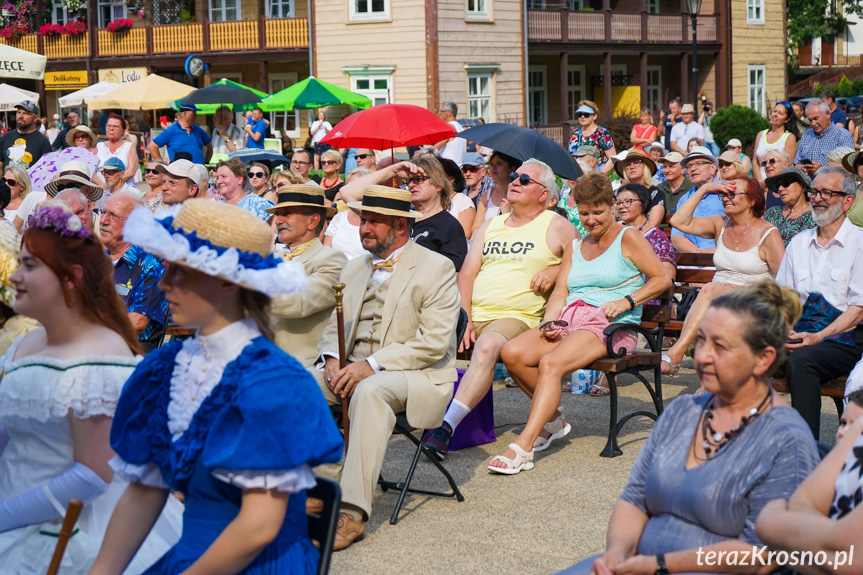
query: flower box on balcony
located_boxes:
[105,18,133,33]
[39,23,64,37]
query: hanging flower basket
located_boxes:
[0,22,27,41]
[105,18,133,33]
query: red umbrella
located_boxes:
[319,104,456,150]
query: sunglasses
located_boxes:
[719,191,746,200]
[575,112,594,119]
[759,158,778,168]
[249,171,267,178]
[102,169,121,175]
[320,160,338,166]
[355,154,372,160]
[145,168,160,174]
[3,178,17,187]
[404,175,430,186]
[509,172,546,188]
[461,165,481,173]
[772,177,798,190]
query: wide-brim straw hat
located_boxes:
[121,199,307,296]
[347,185,422,219]
[44,173,104,203]
[266,184,336,217]
[614,148,656,179]
[65,125,97,148]
[841,150,863,174]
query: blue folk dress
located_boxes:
[110,319,344,574]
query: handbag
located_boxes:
[795,292,857,347]
[676,288,700,322]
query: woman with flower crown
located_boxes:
[0,204,181,574]
[90,199,344,574]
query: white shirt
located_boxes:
[670,121,705,151]
[15,191,47,228]
[324,210,367,260]
[775,217,863,312]
[211,123,245,155]
[440,120,465,165]
[310,120,333,145]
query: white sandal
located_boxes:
[533,412,572,452]
[488,443,535,475]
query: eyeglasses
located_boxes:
[719,191,746,200]
[270,182,291,193]
[355,154,372,160]
[616,198,641,207]
[249,171,266,178]
[320,160,338,166]
[3,179,18,187]
[575,112,593,119]
[55,181,80,192]
[102,211,127,222]
[461,165,481,173]
[687,161,714,168]
[509,172,547,189]
[404,175,430,186]
[145,168,160,174]
[290,160,310,166]
[810,188,849,200]
[102,169,121,176]
[760,158,778,168]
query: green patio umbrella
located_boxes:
[260,76,372,112]
[168,78,269,114]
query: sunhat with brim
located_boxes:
[681,146,718,168]
[614,148,656,179]
[645,142,665,154]
[680,103,695,114]
[841,150,863,174]
[44,173,104,203]
[266,184,337,217]
[575,104,597,115]
[717,150,744,166]
[764,166,811,192]
[121,199,308,296]
[347,185,422,219]
[574,145,601,159]
[65,125,97,148]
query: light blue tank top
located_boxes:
[565,227,644,324]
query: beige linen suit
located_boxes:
[271,239,347,371]
[317,240,460,519]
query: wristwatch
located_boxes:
[655,553,669,575]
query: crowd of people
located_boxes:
[0,91,860,575]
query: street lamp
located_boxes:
[686,0,702,108]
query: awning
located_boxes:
[0,83,40,112]
[0,43,46,81]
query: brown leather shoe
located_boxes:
[306,497,324,515]
[333,512,365,551]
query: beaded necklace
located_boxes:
[695,388,773,460]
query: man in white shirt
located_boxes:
[669,103,705,154]
[211,106,245,155]
[435,101,465,165]
[776,166,863,440]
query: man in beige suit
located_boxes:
[317,185,460,550]
[267,184,347,370]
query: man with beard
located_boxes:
[0,101,52,173]
[267,184,347,371]
[777,166,863,439]
[315,185,459,551]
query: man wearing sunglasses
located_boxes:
[776,166,863,440]
[460,152,494,206]
[97,157,139,211]
[424,159,576,462]
[670,146,727,253]
[355,148,377,171]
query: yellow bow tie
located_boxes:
[370,254,400,272]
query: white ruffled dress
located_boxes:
[0,338,182,575]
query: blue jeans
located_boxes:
[705,141,720,156]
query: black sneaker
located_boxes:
[424,422,453,461]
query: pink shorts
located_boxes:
[558,300,638,354]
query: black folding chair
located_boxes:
[307,477,341,575]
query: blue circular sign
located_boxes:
[185,55,205,78]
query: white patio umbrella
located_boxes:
[0,83,39,112]
[58,81,121,108]
[0,43,46,81]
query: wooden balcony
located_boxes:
[528,9,718,46]
[5,17,307,61]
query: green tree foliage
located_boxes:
[838,75,854,97]
[708,105,770,149]
[787,0,848,51]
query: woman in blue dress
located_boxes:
[89,199,344,574]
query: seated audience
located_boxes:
[776,166,863,440]
[247,161,276,203]
[423,159,575,462]
[324,167,371,260]
[559,281,819,575]
[763,167,816,246]
[617,183,676,281]
[840,149,863,228]
[761,148,793,210]
[98,157,140,210]
[717,150,746,180]
[663,176,783,376]
[655,152,690,214]
[155,159,207,207]
[440,157,477,239]
[140,159,166,208]
[288,149,318,185]
[671,147,726,253]
[473,151,522,233]
[613,148,666,229]
[573,145,600,175]
[795,100,855,177]
[0,223,37,354]
[318,149,344,202]
[215,157,274,222]
[460,152,495,207]
[490,173,669,474]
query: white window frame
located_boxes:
[466,0,489,19]
[209,0,240,21]
[269,73,301,140]
[646,0,659,13]
[646,65,662,112]
[267,0,294,18]
[97,0,125,27]
[52,0,69,25]
[528,65,547,126]
[344,65,395,106]
[567,64,585,121]
[746,0,764,24]
[748,65,766,116]
[348,0,390,22]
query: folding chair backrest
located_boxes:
[307,477,341,575]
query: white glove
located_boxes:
[0,462,109,533]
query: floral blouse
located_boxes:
[568,125,615,163]
[763,206,816,247]
[643,226,675,266]
[557,192,588,237]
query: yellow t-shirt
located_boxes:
[471,210,561,328]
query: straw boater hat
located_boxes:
[266,184,337,218]
[347,185,422,219]
[614,147,657,179]
[65,125,98,148]
[121,199,308,295]
[841,150,863,174]
[43,160,104,203]
[0,223,20,308]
